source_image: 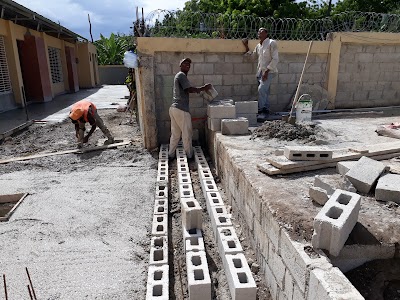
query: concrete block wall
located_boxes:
[337,44,400,108]
[210,133,364,300]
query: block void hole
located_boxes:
[237,272,248,283]
[153,285,163,296]
[306,153,316,157]
[154,237,164,247]
[159,186,166,191]
[227,240,237,249]
[191,255,202,266]
[337,194,351,205]
[153,249,164,261]
[194,269,204,280]
[218,217,227,223]
[189,237,199,246]
[183,191,191,196]
[210,192,217,197]
[212,198,220,204]
[293,153,302,157]
[326,206,343,219]
[233,258,243,268]
[156,225,164,232]
[187,201,195,208]
[157,216,164,222]
[221,229,232,236]
[154,270,163,280]
[207,185,214,189]
[182,179,188,183]
[320,153,329,158]
[158,200,165,205]
[215,207,223,213]
[157,207,165,213]
[158,192,165,197]
[159,176,166,181]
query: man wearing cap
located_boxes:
[243,27,279,118]
[69,100,114,148]
[168,58,211,160]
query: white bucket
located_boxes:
[201,85,218,102]
[295,98,313,123]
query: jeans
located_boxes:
[257,73,276,112]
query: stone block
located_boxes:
[181,198,203,231]
[312,189,361,256]
[221,118,249,135]
[207,103,236,119]
[146,265,169,300]
[309,186,329,205]
[186,251,211,300]
[346,156,387,193]
[284,146,333,161]
[235,101,258,114]
[375,173,400,203]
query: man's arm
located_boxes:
[83,113,97,143]
[186,84,212,94]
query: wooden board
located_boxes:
[0,141,131,164]
[266,141,400,170]
[0,121,33,140]
[0,193,28,222]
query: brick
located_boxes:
[209,206,233,238]
[185,234,205,252]
[207,103,236,119]
[178,172,192,184]
[345,156,386,193]
[221,118,249,135]
[155,184,168,199]
[205,191,224,213]
[223,253,257,300]
[186,251,211,300]
[284,146,333,161]
[208,117,222,131]
[149,236,168,265]
[308,267,364,300]
[181,198,203,231]
[151,213,168,236]
[375,173,400,203]
[235,101,258,114]
[217,226,243,256]
[312,189,361,256]
[177,161,189,173]
[153,198,168,215]
[179,183,195,198]
[309,186,329,205]
[146,265,169,300]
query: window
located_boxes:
[48,47,63,83]
[0,36,12,95]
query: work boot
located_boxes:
[104,137,115,145]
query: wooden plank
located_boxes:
[0,193,25,204]
[267,142,400,170]
[0,121,34,140]
[0,141,131,164]
[0,193,28,222]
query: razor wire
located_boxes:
[141,10,400,40]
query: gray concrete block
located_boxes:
[236,113,257,126]
[235,101,258,114]
[208,117,222,132]
[284,146,333,161]
[207,103,236,119]
[314,175,357,195]
[312,189,361,257]
[309,186,329,205]
[375,173,400,203]
[181,198,203,231]
[186,251,211,300]
[346,156,387,193]
[146,265,169,300]
[221,118,249,135]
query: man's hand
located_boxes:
[204,83,212,91]
[262,70,269,81]
[242,38,249,52]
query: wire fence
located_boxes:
[140,10,400,40]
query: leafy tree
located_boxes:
[94,33,131,65]
[333,0,400,14]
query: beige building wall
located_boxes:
[135,33,400,149]
[77,42,99,88]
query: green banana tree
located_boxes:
[94,33,130,65]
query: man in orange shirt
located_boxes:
[69,100,114,148]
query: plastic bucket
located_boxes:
[295,99,312,123]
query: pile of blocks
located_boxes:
[146,145,170,299]
[207,100,258,135]
[194,146,257,300]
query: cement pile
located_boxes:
[251,120,318,141]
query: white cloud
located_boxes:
[13,0,186,41]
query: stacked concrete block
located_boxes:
[375,173,400,203]
[221,118,249,135]
[312,189,361,256]
[345,156,386,193]
[205,191,225,212]
[146,265,169,300]
[217,226,243,255]
[186,251,212,300]
[235,100,258,126]
[181,198,203,231]
[284,146,333,161]
[223,253,257,300]
[200,179,219,198]
[207,101,236,132]
[147,145,170,300]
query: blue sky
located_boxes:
[13,0,187,41]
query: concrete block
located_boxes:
[193,146,203,156]
[181,198,203,231]
[178,172,192,184]
[205,191,224,212]
[182,223,203,242]
[155,184,168,199]
[197,160,209,170]
[314,175,356,195]
[309,186,329,205]
[201,179,219,199]
[158,150,168,160]
[284,146,333,161]
[346,156,386,193]
[214,99,234,105]
[151,213,168,236]
[177,161,189,173]
[186,251,211,300]
[207,103,236,119]
[235,101,258,114]
[156,171,168,185]
[308,267,364,300]
[176,156,187,163]
[336,161,356,175]
[199,168,213,182]
[312,189,361,256]
[149,236,168,266]
[221,118,249,135]
[217,226,243,255]
[179,183,195,198]
[314,175,335,195]
[154,198,168,215]
[185,234,205,252]
[146,265,169,300]
[236,113,257,126]
[158,160,168,171]
[223,253,257,300]
[210,207,233,238]
[208,117,222,132]
[375,173,400,203]
[194,154,207,167]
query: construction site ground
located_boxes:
[0,85,399,299]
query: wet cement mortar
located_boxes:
[0,109,270,299]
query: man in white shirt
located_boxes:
[243,28,279,117]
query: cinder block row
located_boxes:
[157,171,168,185]
[223,253,257,300]
[176,147,186,157]
[205,191,225,212]
[217,226,243,255]
[201,179,219,198]
[159,145,168,160]
[312,189,361,256]
[207,102,236,119]
[186,251,212,300]
[149,236,168,266]
[195,154,207,167]
[284,146,333,161]
[178,172,192,184]
[177,161,189,173]
[177,156,187,163]
[155,184,168,199]
[179,183,194,198]
[199,168,213,182]
[221,118,249,136]
[181,197,203,231]
[185,231,205,252]
[151,213,168,236]
[193,146,202,156]
[146,265,169,300]
[210,205,233,238]
[158,160,168,172]
[235,101,258,114]
[153,198,168,215]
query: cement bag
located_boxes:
[123,51,138,68]
[376,123,400,139]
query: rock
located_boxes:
[309,186,329,205]
[247,258,254,267]
[251,263,260,274]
